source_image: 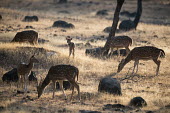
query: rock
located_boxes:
[85,47,109,58]
[17,90,25,94]
[0,106,5,111]
[98,77,122,95]
[52,20,75,29]
[56,81,71,90]
[103,26,120,33]
[11,30,38,45]
[58,0,67,3]
[96,10,108,16]
[103,104,133,111]
[119,20,135,31]
[25,26,34,29]
[146,111,154,113]
[103,26,111,33]
[85,47,103,57]
[109,49,127,57]
[2,68,37,83]
[58,10,70,14]
[2,68,18,83]
[23,16,38,22]
[38,38,49,44]
[129,97,147,107]
[79,110,101,113]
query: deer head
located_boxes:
[37,76,43,98]
[66,36,72,43]
[117,59,125,73]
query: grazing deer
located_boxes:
[66,36,75,58]
[117,46,165,76]
[103,36,132,57]
[11,30,38,45]
[17,55,39,93]
[37,65,80,101]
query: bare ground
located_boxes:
[0,0,170,113]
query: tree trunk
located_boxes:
[133,0,142,28]
[103,0,125,51]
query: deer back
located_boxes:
[110,36,132,47]
[47,65,78,81]
[130,46,165,60]
[12,30,38,44]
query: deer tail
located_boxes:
[159,49,165,58]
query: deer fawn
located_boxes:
[37,64,80,101]
[17,55,39,93]
[103,36,132,57]
[117,46,165,76]
[66,36,75,58]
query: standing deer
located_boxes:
[117,46,165,76]
[102,0,126,57]
[103,36,132,57]
[66,36,75,58]
[17,55,39,93]
[37,65,80,101]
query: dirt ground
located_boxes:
[0,0,170,113]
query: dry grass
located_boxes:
[0,0,170,112]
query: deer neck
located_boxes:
[39,75,51,93]
[133,0,142,28]
[27,59,34,70]
[124,53,132,65]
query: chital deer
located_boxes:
[17,55,39,93]
[66,36,75,58]
[103,36,132,57]
[117,46,165,76]
[37,65,80,101]
[11,30,38,45]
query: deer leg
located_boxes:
[17,75,21,88]
[52,81,56,99]
[72,48,75,58]
[153,59,161,76]
[58,80,67,100]
[24,75,27,93]
[109,47,114,57]
[132,60,139,75]
[20,75,24,89]
[135,60,139,74]
[69,48,72,57]
[69,81,80,101]
[117,48,120,56]
[70,84,75,101]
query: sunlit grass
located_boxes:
[0,0,170,112]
